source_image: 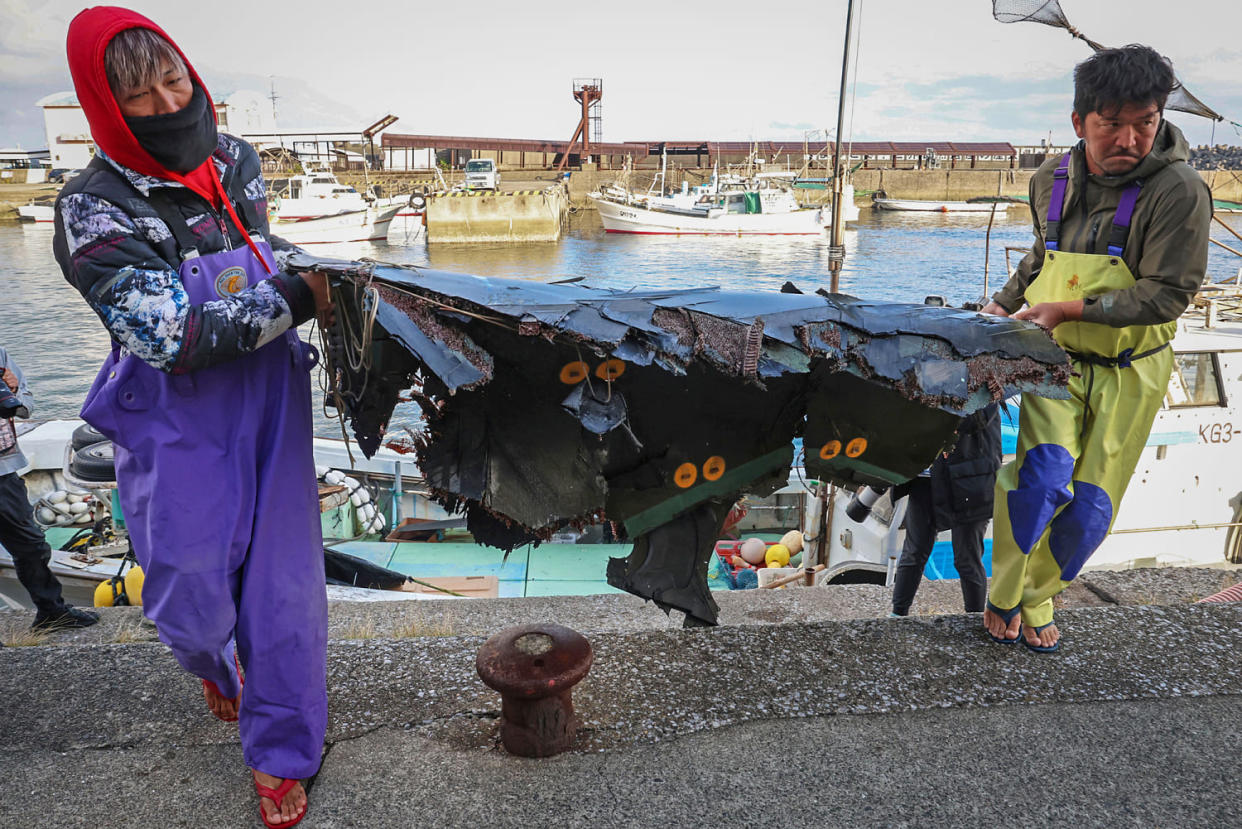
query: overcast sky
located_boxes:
[3,0,1240,150]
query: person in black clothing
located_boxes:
[0,345,99,630]
[890,404,1003,616]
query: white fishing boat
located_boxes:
[872,195,1018,213]
[17,202,54,223]
[266,165,420,244]
[591,159,858,236]
[268,202,403,245]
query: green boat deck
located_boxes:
[329,541,626,598]
[329,540,739,597]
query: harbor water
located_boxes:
[3,208,1240,437]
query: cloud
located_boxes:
[0,0,73,81]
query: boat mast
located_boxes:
[828,0,856,293]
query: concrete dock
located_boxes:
[1,566,1239,827]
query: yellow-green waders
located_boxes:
[989,155,1175,638]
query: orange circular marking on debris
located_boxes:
[595,359,626,381]
[559,361,590,384]
[702,455,726,481]
[674,462,698,488]
[819,440,842,460]
[845,437,868,457]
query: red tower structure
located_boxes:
[556,78,602,172]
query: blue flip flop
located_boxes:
[1022,622,1060,653]
[984,600,1022,644]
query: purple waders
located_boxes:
[81,236,328,780]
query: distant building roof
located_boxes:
[383,133,1016,158]
[383,133,647,156]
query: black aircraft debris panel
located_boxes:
[804,369,964,489]
[294,257,1072,627]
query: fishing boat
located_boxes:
[17,202,54,223]
[872,194,1018,213]
[268,202,403,245]
[266,165,419,244]
[590,158,859,236]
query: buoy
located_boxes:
[46,491,68,504]
[739,537,767,565]
[94,578,121,607]
[764,544,791,568]
[124,565,144,606]
[68,502,90,514]
[37,507,57,524]
[779,530,804,554]
[324,470,345,485]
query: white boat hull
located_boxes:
[270,204,402,245]
[873,198,1015,213]
[17,204,54,223]
[592,189,858,235]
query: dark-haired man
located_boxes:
[981,45,1211,652]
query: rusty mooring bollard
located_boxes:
[475,623,593,757]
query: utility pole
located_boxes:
[828,0,855,294]
[268,77,279,126]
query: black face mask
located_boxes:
[124,83,218,173]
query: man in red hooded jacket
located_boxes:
[54,8,330,827]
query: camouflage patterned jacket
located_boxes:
[52,133,315,375]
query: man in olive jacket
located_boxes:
[981,45,1211,652]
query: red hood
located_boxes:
[66,6,217,190]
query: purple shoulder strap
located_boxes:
[1044,152,1143,257]
[1043,154,1071,252]
[1106,181,1143,257]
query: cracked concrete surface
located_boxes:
[1,566,1239,827]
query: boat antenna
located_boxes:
[828,0,856,294]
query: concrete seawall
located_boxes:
[426,188,567,243]
[560,168,1242,207]
[2,565,1239,827]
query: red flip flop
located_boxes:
[252,773,307,829]
[201,679,240,722]
[202,651,244,722]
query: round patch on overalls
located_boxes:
[214,266,248,298]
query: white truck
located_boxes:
[463,158,500,191]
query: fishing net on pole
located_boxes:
[991,0,1222,121]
